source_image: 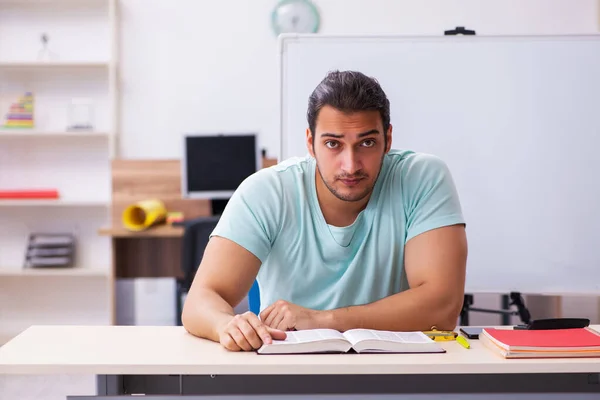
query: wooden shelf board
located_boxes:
[98,225,184,238]
[0,61,109,69]
[0,199,109,207]
[0,267,110,277]
[0,0,107,4]
[0,130,110,138]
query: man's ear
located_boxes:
[385,124,393,153]
[306,128,315,157]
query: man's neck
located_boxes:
[315,172,371,227]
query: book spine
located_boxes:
[0,189,59,199]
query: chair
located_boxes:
[174,216,260,326]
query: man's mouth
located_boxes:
[339,178,363,186]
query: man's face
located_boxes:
[307,105,392,202]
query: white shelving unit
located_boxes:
[0,0,118,346]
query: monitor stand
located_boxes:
[210,198,229,216]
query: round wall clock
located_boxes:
[271,0,320,35]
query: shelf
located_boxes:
[0,130,110,138]
[0,0,108,4]
[98,225,184,238]
[0,199,109,207]
[0,61,109,70]
[0,267,109,277]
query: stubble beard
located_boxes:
[315,156,385,203]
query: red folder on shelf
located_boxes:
[481,327,600,358]
[0,189,59,199]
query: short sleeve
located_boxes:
[210,168,282,262]
[402,154,465,243]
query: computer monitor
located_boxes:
[182,134,259,213]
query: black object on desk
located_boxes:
[444,26,476,36]
[459,327,483,339]
[514,318,590,330]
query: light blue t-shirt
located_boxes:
[210,149,465,313]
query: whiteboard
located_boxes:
[278,34,600,295]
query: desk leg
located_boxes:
[96,375,123,395]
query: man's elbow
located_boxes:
[181,296,196,335]
[433,293,463,331]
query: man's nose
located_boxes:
[341,150,360,175]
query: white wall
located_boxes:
[116,0,600,326]
[119,0,599,159]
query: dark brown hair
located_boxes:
[307,70,390,146]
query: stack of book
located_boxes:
[24,233,75,269]
[4,92,34,129]
[481,327,600,358]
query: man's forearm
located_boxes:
[322,284,462,332]
[181,288,236,342]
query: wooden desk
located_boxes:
[1,325,599,398]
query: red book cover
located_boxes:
[0,189,59,199]
[483,328,600,349]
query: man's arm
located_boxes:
[261,224,467,332]
[324,224,467,331]
[182,236,286,350]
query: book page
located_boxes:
[270,329,345,345]
[343,329,431,346]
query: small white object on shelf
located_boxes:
[67,98,94,131]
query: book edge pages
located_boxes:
[257,338,351,354]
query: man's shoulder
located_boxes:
[237,155,313,194]
[270,155,314,174]
[385,149,450,178]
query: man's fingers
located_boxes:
[237,317,263,349]
[247,314,274,345]
[270,312,286,330]
[259,303,276,325]
[228,328,252,351]
[275,315,292,332]
[267,326,287,340]
[265,306,284,327]
[220,333,241,351]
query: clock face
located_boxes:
[271,0,320,35]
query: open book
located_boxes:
[257,328,445,354]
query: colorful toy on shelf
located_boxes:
[166,211,184,225]
[3,92,35,129]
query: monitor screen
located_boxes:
[182,134,258,199]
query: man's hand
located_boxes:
[260,300,326,331]
[218,311,287,351]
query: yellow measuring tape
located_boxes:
[423,328,458,342]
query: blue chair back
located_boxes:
[248,280,260,314]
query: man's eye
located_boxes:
[325,141,339,149]
[362,139,376,147]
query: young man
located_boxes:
[182,70,467,351]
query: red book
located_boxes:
[0,189,59,199]
[481,327,600,358]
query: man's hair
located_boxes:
[307,70,390,144]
